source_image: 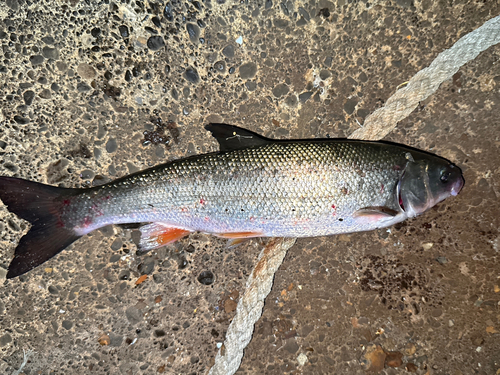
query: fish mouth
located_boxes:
[450,176,464,196]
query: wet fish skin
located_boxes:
[67,141,407,237]
[0,124,464,278]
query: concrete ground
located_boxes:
[0,0,499,374]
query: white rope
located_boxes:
[208,238,296,375]
[349,15,500,141]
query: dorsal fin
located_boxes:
[205,123,273,152]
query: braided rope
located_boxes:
[349,15,500,141]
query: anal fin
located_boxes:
[138,223,191,252]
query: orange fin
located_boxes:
[139,223,191,252]
[215,231,264,239]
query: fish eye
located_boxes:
[440,169,451,183]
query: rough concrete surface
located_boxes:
[0,0,499,374]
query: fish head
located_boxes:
[397,156,464,218]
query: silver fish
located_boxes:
[0,124,464,278]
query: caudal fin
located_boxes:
[0,176,81,278]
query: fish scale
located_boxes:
[66,141,407,237]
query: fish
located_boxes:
[0,123,464,279]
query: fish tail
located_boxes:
[0,176,81,279]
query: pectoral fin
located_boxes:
[353,206,399,223]
[138,223,191,252]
